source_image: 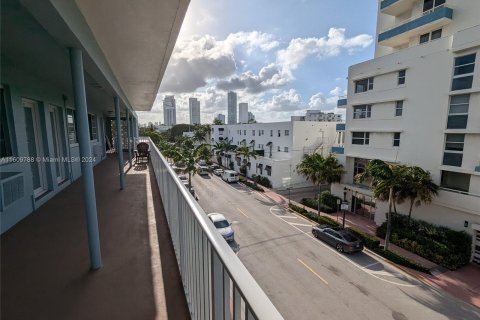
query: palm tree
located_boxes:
[356,159,404,251]
[235,145,257,179]
[212,139,234,168]
[296,153,344,215]
[399,166,439,223]
[195,143,212,163]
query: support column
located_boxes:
[69,48,102,270]
[114,96,125,190]
[126,111,132,167]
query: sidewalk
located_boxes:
[258,184,480,309]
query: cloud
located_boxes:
[277,27,373,74]
[159,31,279,93]
[215,63,291,93]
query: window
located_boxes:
[447,95,469,129]
[393,133,401,147]
[270,129,273,137]
[395,101,403,117]
[284,147,289,152]
[257,163,263,175]
[353,105,372,119]
[265,165,272,176]
[0,88,13,158]
[244,130,246,135]
[398,70,406,85]
[441,171,470,192]
[277,146,280,152]
[355,77,374,93]
[352,132,370,145]
[353,158,368,176]
[252,130,255,136]
[443,134,464,166]
[420,29,442,44]
[423,0,445,13]
[452,54,476,91]
[285,130,290,136]
[278,130,281,137]
[88,114,98,141]
[66,108,77,144]
[258,144,263,149]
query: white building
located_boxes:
[163,95,176,126]
[227,91,237,124]
[239,103,248,123]
[248,111,255,123]
[331,0,480,263]
[215,113,226,124]
[189,97,200,124]
[292,110,342,122]
[212,121,336,189]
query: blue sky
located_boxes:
[138,0,378,124]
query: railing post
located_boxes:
[69,48,102,270]
[114,96,125,189]
[126,111,132,167]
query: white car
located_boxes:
[208,213,234,242]
[213,169,224,176]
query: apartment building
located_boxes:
[212,121,336,188]
[227,91,237,124]
[292,110,343,122]
[331,0,480,262]
[189,97,200,124]
[163,95,177,126]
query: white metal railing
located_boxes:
[380,5,446,33]
[146,137,283,320]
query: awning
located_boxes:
[241,139,246,144]
[257,163,263,169]
[266,141,272,146]
[250,140,255,145]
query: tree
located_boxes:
[193,124,211,143]
[356,159,404,251]
[235,145,257,179]
[196,143,212,162]
[399,166,438,223]
[176,138,200,188]
[213,118,223,125]
[212,139,235,168]
[296,153,344,214]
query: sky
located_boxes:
[137,0,378,125]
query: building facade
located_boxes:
[239,103,248,123]
[163,95,176,126]
[212,121,336,188]
[331,0,480,263]
[189,97,200,124]
[215,113,226,124]
[227,91,237,124]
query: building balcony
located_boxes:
[331,146,345,154]
[337,98,347,107]
[436,188,480,216]
[380,0,417,16]
[378,6,453,47]
[336,123,346,131]
[1,139,282,319]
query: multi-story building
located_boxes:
[292,110,343,122]
[331,0,480,263]
[239,102,248,123]
[215,113,226,124]
[227,91,237,124]
[248,111,256,123]
[189,97,200,124]
[163,95,176,126]
[212,121,336,188]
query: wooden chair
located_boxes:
[135,142,150,163]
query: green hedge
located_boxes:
[255,176,272,188]
[288,204,341,227]
[373,246,430,274]
[300,197,335,213]
[346,226,380,250]
[376,215,471,270]
[239,176,264,192]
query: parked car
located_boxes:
[222,170,239,183]
[209,164,220,171]
[197,165,209,176]
[311,225,363,253]
[213,169,224,176]
[178,174,188,182]
[198,159,207,166]
[208,213,234,242]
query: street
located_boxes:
[192,173,480,320]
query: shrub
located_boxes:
[376,215,471,270]
[346,226,380,250]
[255,176,272,188]
[239,176,264,192]
[289,204,307,214]
[373,247,430,274]
[288,204,341,227]
[320,191,341,210]
[300,197,336,213]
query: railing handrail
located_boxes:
[379,5,447,33]
[145,137,284,319]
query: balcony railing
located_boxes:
[378,6,453,44]
[147,137,283,320]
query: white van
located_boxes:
[198,165,209,176]
[222,170,239,183]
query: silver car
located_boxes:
[208,213,234,242]
[312,225,363,253]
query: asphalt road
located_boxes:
[192,173,480,320]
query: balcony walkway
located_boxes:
[1,154,190,320]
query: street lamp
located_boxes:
[342,188,347,228]
[336,198,341,223]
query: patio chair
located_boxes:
[135,142,150,163]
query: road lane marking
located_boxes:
[271,208,284,211]
[269,206,419,288]
[278,216,298,219]
[289,222,314,227]
[362,262,381,269]
[297,258,328,285]
[236,207,250,218]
